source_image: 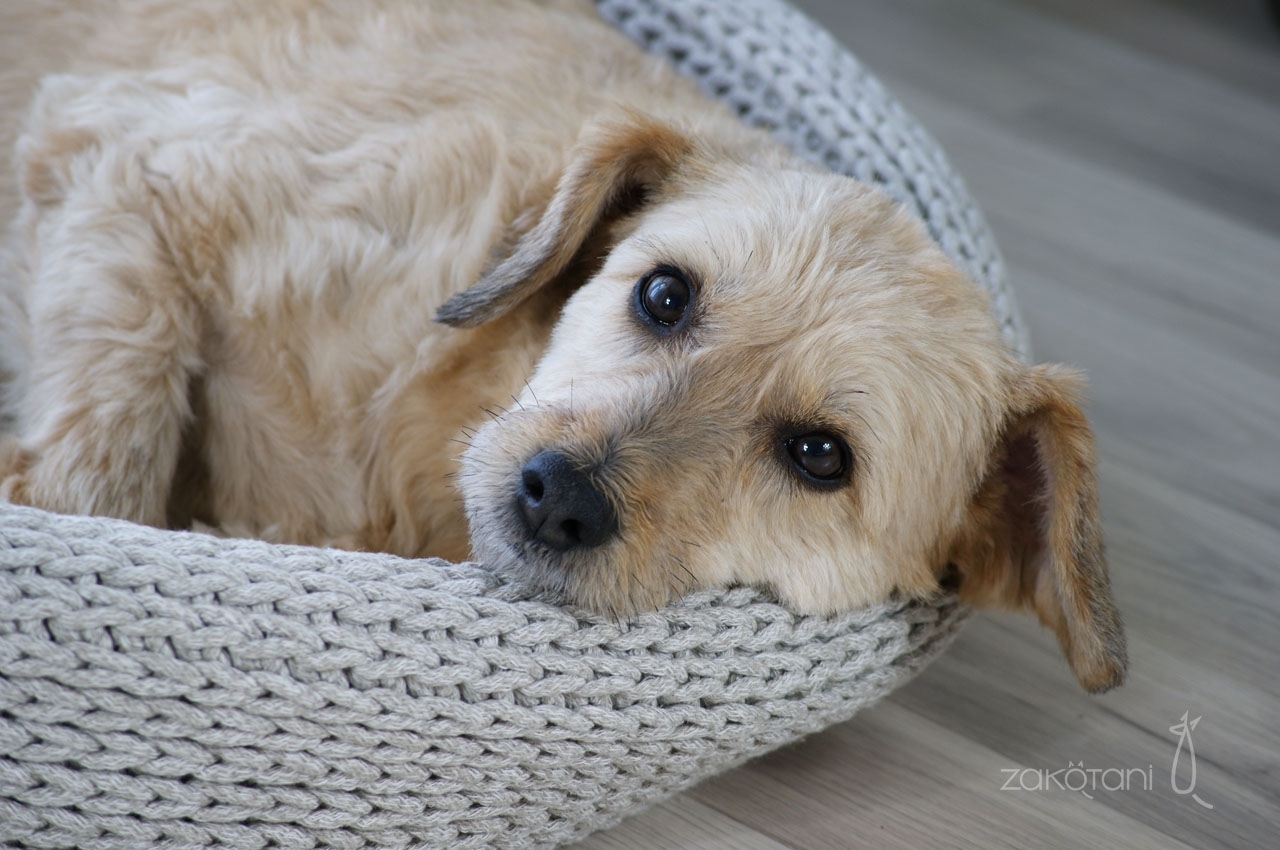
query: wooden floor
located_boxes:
[573,1,1280,848]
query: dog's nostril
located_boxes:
[516,450,617,552]
[521,467,545,502]
[559,518,582,544]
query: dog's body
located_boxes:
[1,0,730,560]
[0,0,1126,690]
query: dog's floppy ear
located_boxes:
[435,114,698,328]
[948,364,1127,693]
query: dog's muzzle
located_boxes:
[516,450,617,551]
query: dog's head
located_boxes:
[437,115,1126,693]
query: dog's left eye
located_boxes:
[786,433,850,483]
[636,268,693,327]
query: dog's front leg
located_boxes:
[2,164,203,527]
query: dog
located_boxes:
[0,0,1125,691]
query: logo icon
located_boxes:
[1169,711,1212,810]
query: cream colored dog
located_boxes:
[0,0,1125,691]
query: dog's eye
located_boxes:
[786,433,850,482]
[636,268,692,327]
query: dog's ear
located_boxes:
[435,115,698,328]
[948,364,1127,693]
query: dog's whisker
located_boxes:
[672,556,696,593]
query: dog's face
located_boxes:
[439,117,1126,693]
[457,174,1009,614]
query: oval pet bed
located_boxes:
[0,0,1027,847]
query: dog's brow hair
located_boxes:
[828,395,880,452]
[630,235,709,281]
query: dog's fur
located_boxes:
[0,0,1125,691]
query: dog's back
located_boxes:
[2,2,91,427]
[0,0,759,544]
[1,1,143,427]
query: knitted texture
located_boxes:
[0,509,968,849]
[0,1,1024,847]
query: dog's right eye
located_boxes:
[785,432,852,486]
[636,267,693,328]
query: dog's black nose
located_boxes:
[517,450,617,551]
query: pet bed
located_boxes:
[0,0,1027,847]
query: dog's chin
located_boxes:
[464,499,681,618]
[462,499,584,606]
[458,437,688,617]
[471,527,570,601]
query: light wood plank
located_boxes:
[796,0,1280,233]
[1017,0,1280,104]
[691,700,1206,850]
[570,796,793,850]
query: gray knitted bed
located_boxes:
[0,1,1026,847]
